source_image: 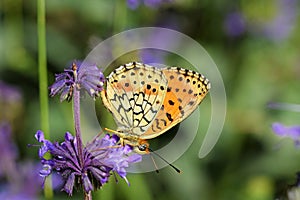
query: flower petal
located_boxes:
[82,173,94,193]
[39,164,52,177]
[35,130,45,142]
[272,122,300,139]
[64,173,76,196]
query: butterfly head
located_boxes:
[134,139,150,154]
[121,137,150,154]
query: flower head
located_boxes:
[35,130,142,195]
[0,122,18,176]
[240,0,297,41]
[127,0,172,10]
[261,0,297,41]
[127,0,140,9]
[49,61,105,102]
[272,122,300,147]
[223,12,246,37]
[0,122,42,199]
[0,81,22,103]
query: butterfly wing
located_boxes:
[140,67,210,139]
[101,62,168,136]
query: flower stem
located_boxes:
[73,87,84,166]
[37,0,53,198]
[84,191,92,200]
[113,0,127,33]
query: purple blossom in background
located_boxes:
[140,22,179,65]
[127,0,140,9]
[140,49,166,65]
[223,12,246,37]
[270,102,300,147]
[0,122,17,178]
[242,0,297,41]
[144,0,164,8]
[127,0,172,9]
[49,61,105,102]
[0,81,22,103]
[0,122,42,199]
[272,122,300,147]
[0,162,42,199]
[35,131,142,195]
[262,0,297,40]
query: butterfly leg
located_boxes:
[119,137,125,146]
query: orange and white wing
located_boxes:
[140,67,210,140]
[101,62,168,136]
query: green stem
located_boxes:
[37,0,53,198]
[113,0,127,33]
[111,0,127,60]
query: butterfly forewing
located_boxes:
[141,67,210,139]
[101,62,168,136]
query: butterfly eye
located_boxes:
[138,144,148,152]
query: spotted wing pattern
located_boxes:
[101,62,168,136]
[141,67,211,139]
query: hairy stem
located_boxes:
[73,87,84,167]
[84,191,92,200]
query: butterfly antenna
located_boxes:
[89,130,104,144]
[104,127,122,135]
[148,148,181,173]
[149,153,160,173]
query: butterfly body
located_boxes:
[101,62,210,154]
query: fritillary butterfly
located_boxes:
[101,62,210,154]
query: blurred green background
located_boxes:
[1,0,300,199]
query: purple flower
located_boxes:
[144,0,170,8]
[139,23,179,64]
[140,49,166,65]
[49,61,105,102]
[261,0,297,40]
[0,161,43,200]
[0,122,42,199]
[127,0,172,9]
[272,122,300,147]
[127,0,140,9]
[223,12,246,37]
[241,0,297,41]
[0,122,18,176]
[0,81,22,102]
[35,131,142,195]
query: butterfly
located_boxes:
[101,62,210,154]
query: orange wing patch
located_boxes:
[141,67,210,139]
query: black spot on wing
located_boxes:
[166,113,173,122]
[168,100,175,106]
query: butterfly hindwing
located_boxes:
[141,67,210,139]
